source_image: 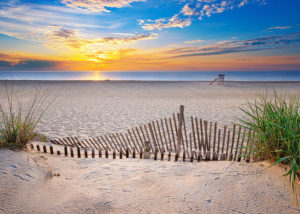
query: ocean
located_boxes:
[0,71,300,81]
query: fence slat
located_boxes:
[195,117,201,152]
[229,124,236,160]
[213,122,217,154]
[121,133,133,151]
[143,124,154,153]
[234,126,242,161]
[156,120,165,151]
[128,130,140,153]
[100,136,111,151]
[173,113,178,138]
[165,118,172,151]
[95,137,106,151]
[132,128,142,149]
[208,121,212,153]
[135,127,144,148]
[152,121,162,152]
[148,123,160,153]
[112,133,125,152]
[115,133,126,152]
[183,114,189,156]
[108,135,120,152]
[225,130,231,160]
[215,129,221,160]
[243,128,252,161]
[177,113,186,155]
[200,119,205,153]
[238,128,246,162]
[160,119,169,152]
[176,105,184,153]
[125,133,135,152]
[90,138,101,150]
[221,126,227,155]
[204,120,208,154]
[169,118,177,151]
[191,116,197,150]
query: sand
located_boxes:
[0,80,300,213]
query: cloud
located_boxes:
[0,59,57,70]
[181,4,194,16]
[139,14,192,30]
[0,2,123,41]
[61,0,146,13]
[184,39,203,44]
[139,0,267,30]
[268,26,291,30]
[0,60,13,68]
[44,26,158,49]
[166,32,300,58]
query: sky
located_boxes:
[0,0,299,72]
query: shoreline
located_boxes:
[1,80,300,83]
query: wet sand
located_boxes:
[0,81,300,213]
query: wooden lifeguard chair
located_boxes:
[209,74,225,85]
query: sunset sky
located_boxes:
[0,0,299,72]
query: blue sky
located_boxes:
[0,0,299,71]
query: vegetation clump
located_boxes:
[0,81,54,150]
[240,91,300,193]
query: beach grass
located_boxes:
[0,81,55,150]
[240,91,300,193]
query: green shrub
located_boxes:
[0,81,55,150]
[240,91,300,193]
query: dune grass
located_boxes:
[0,81,55,150]
[240,91,300,193]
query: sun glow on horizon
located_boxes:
[76,71,106,81]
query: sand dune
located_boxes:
[1,149,299,214]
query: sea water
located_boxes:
[0,71,299,81]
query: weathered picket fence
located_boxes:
[29,105,255,162]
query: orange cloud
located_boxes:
[61,0,146,13]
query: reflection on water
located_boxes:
[0,71,300,81]
[80,71,107,81]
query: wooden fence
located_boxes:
[29,105,255,162]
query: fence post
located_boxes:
[43,145,47,153]
[64,146,68,156]
[190,151,194,162]
[177,105,184,153]
[70,147,74,157]
[154,147,158,160]
[92,149,95,158]
[113,148,116,159]
[125,146,129,158]
[161,148,165,160]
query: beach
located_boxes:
[1,80,300,213]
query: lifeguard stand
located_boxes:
[209,74,225,85]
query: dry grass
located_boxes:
[0,81,55,150]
